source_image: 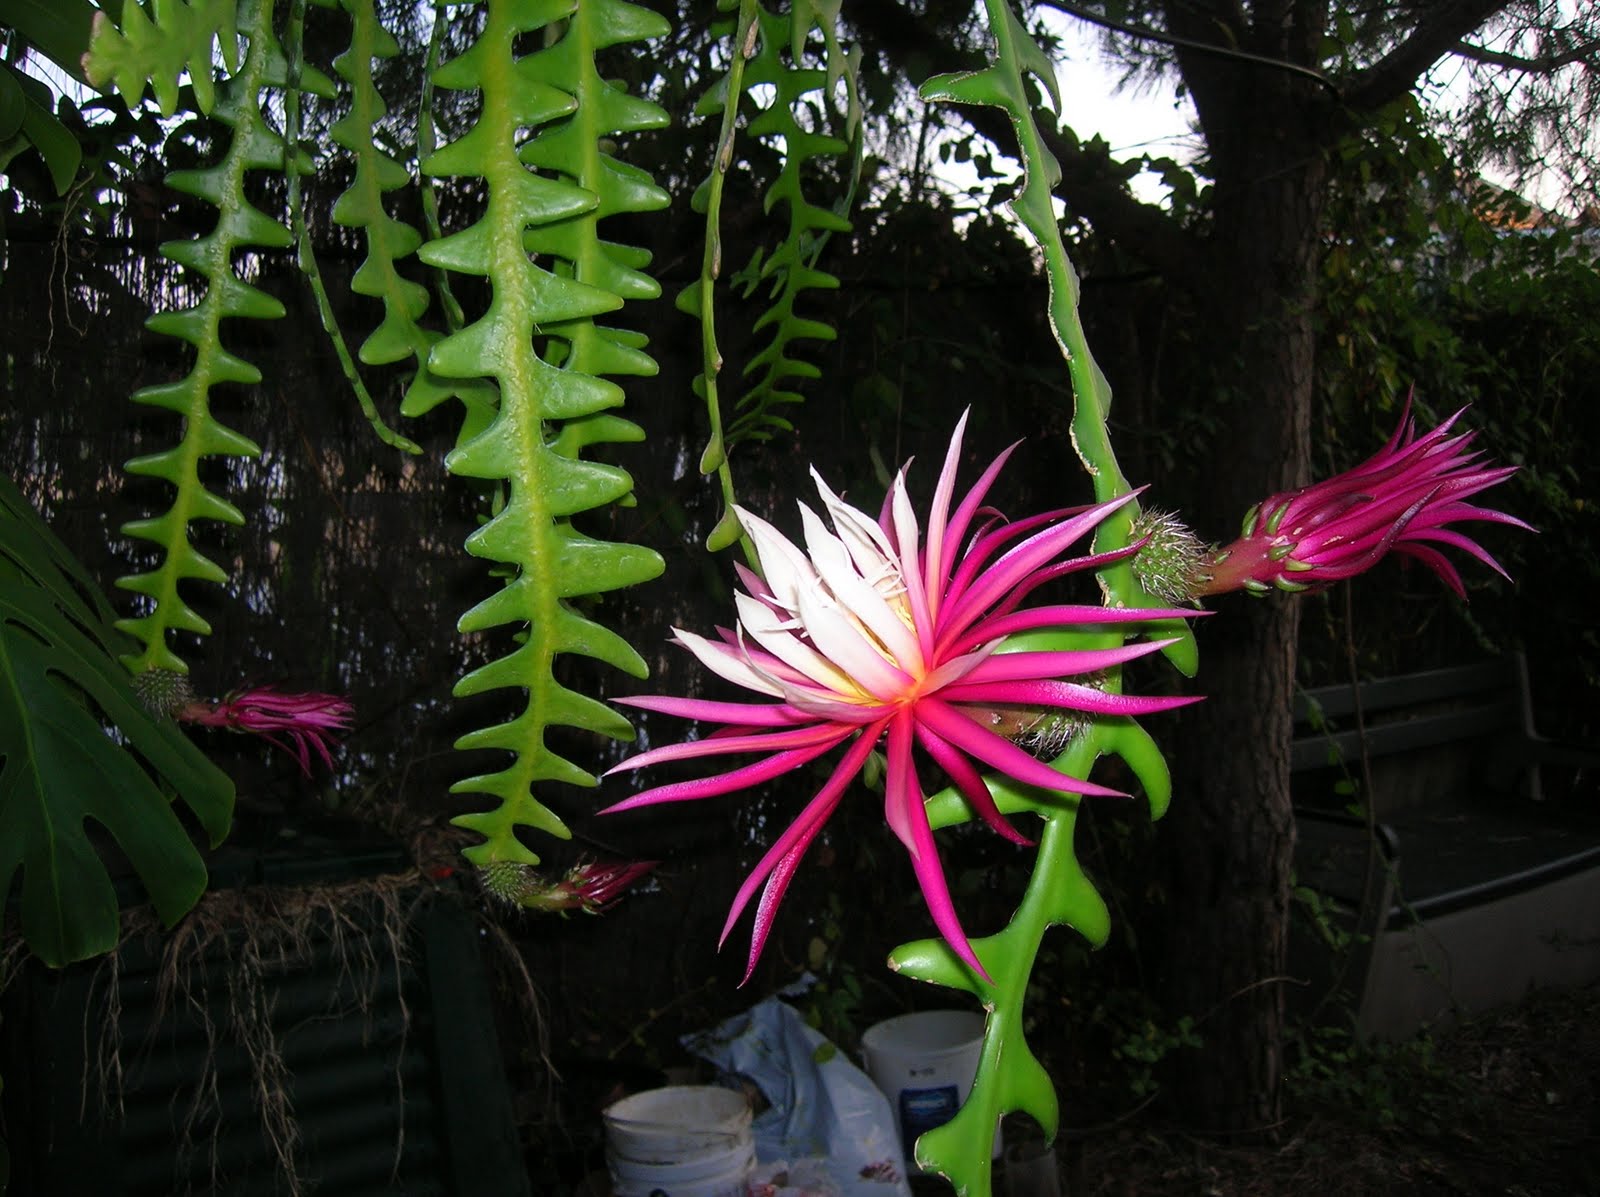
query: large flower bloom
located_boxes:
[1193,403,1529,598]
[604,415,1199,979]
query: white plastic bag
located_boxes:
[684,991,911,1196]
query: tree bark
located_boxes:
[1155,48,1329,1135]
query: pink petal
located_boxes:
[606,721,855,773]
[938,679,1203,716]
[915,699,1126,798]
[953,640,1178,685]
[886,713,989,980]
[942,506,1069,617]
[920,409,970,620]
[982,542,1144,623]
[1391,542,1468,597]
[599,738,846,812]
[773,680,892,724]
[1397,527,1511,578]
[938,493,1140,648]
[742,844,810,984]
[720,730,882,980]
[944,604,1201,659]
[613,694,815,727]
[913,718,1031,845]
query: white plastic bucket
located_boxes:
[860,1010,1000,1170]
[603,1085,754,1197]
[607,1138,755,1197]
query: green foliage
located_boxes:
[897,4,1200,1188]
[1110,1013,1201,1099]
[1286,1022,1484,1135]
[280,0,421,454]
[419,0,665,867]
[797,891,868,1048]
[326,0,485,440]
[83,0,242,117]
[114,0,334,677]
[678,0,860,555]
[921,0,1193,675]
[0,473,233,968]
[1306,99,1600,739]
[0,0,94,202]
[0,63,82,197]
[719,0,859,447]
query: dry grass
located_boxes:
[85,875,423,1197]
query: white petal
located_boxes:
[777,679,888,723]
[921,643,999,692]
[809,468,902,590]
[735,506,817,612]
[672,628,783,697]
[799,504,923,667]
[890,473,933,636]
[794,582,914,700]
[736,592,863,697]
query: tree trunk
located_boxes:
[1158,97,1329,1135]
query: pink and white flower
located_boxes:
[177,685,353,774]
[1194,403,1529,598]
[604,415,1200,980]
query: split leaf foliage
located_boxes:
[0,474,233,968]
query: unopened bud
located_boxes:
[973,704,1087,760]
[1129,509,1207,605]
[133,668,196,717]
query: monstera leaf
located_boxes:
[0,473,233,967]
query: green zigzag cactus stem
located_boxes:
[906,2,1198,1191]
[925,0,1193,654]
[418,0,664,868]
[518,0,673,463]
[902,718,1171,1180]
[723,0,859,448]
[84,0,241,118]
[680,0,859,559]
[681,0,762,563]
[417,11,472,341]
[114,0,333,676]
[284,0,423,456]
[321,0,496,440]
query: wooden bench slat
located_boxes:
[1294,658,1514,723]
[1290,703,1514,772]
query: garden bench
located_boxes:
[1287,654,1600,1039]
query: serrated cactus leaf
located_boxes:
[696,0,862,456]
[83,0,241,117]
[420,0,669,865]
[113,0,305,677]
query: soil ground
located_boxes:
[1054,981,1600,1197]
